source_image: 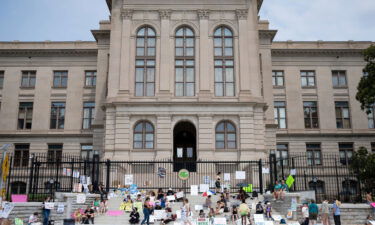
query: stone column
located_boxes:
[197,10,212,100]
[118,9,133,98]
[236,9,252,100]
[158,10,172,99]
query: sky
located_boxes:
[0,0,374,42]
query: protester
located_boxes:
[301,202,309,225]
[309,200,319,225]
[161,207,176,224]
[122,195,133,212]
[99,199,108,214]
[265,202,273,220]
[280,180,288,200]
[141,197,152,225]
[73,209,83,223]
[223,188,230,201]
[203,195,212,208]
[199,209,205,218]
[42,196,51,225]
[28,212,40,225]
[215,200,225,215]
[256,201,264,214]
[82,205,95,224]
[273,180,281,200]
[366,215,374,225]
[129,207,140,224]
[181,198,192,225]
[215,172,222,193]
[157,188,165,200]
[166,188,175,196]
[239,199,250,225]
[231,205,239,224]
[320,199,330,225]
[92,197,100,213]
[333,200,341,225]
[98,182,106,201]
[366,191,375,214]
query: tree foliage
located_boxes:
[350,146,375,191]
[356,45,375,114]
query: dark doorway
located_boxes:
[173,121,197,172]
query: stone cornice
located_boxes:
[121,9,134,20]
[235,9,248,20]
[277,132,375,138]
[271,48,364,57]
[0,48,97,57]
[158,9,172,19]
[197,10,210,20]
[91,29,111,42]
[259,30,277,42]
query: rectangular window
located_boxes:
[53,71,68,88]
[14,144,29,167]
[85,71,96,87]
[339,143,353,165]
[335,101,351,129]
[0,71,3,88]
[81,144,93,159]
[18,102,33,130]
[175,60,195,97]
[21,71,36,88]
[82,102,95,129]
[276,143,288,166]
[47,144,63,163]
[272,71,284,87]
[367,104,375,129]
[303,101,319,128]
[50,102,65,129]
[300,71,316,87]
[332,70,347,88]
[274,101,287,129]
[306,143,322,166]
[135,60,155,96]
[214,60,235,97]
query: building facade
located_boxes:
[0,0,374,169]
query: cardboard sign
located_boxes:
[235,171,245,179]
[125,174,134,185]
[0,202,14,218]
[262,168,270,174]
[195,205,203,211]
[286,175,295,188]
[44,202,55,210]
[57,203,64,213]
[167,195,176,201]
[200,184,209,193]
[176,191,184,199]
[197,218,209,225]
[290,169,296,176]
[214,217,227,225]
[224,173,230,181]
[191,185,199,196]
[76,194,86,204]
[11,194,27,202]
[154,210,166,220]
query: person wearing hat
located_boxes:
[301,202,309,225]
[332,200,341,225]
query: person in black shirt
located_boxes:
[157,188,165,200]
[129,207,140,224]
[82,206,95,224]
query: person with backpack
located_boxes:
[256,201,264,214]
[239,199,250,225]
[308,200,319,225]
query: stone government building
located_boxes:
[0,0,374,168]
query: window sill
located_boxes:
[273,86,285,89]
[215,149,238,152]
[333,86,348,89]
[19,87,35,90]
[301,86,316,89]
[51,86,67,89]
[84,86,96,89]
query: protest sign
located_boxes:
[11,195,27,202]
[254,214,264,222]
[290,169,296,176]
[125,174,134,185]
[199,184,209,193]
[72,170,79,178]
[0,202,14,218]
[214,217,226,225]
[197,218,209,225]
[44,202,55,210]
[191,185,198,196]
[224,173,230,181]
[262,168,270,174]
[57,204,64,213]
[235,171,245,179]
[286,175,295,188]
[176,191,184,199]
[195,205,203,211]
[167,195,176,201]
[76,194,86,204]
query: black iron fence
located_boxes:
[4,152,365,203]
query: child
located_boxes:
[99,200,107,214]
[93,197,100,213]
[199,209,206,218]
[265,202,273,220]
[129,207,140,224]
[231,205,238,224]
[124,195,133,212]
[73,209,82,223]
[255,201,264,214]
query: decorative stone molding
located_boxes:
[236,9,248,20]
[159,10,172,20]
[197,10,210,20]
[121,9,134,20]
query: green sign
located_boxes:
[178,169,189,180]
[286,175,295,188]
[242,184,253,193]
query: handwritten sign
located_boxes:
[197,218,209,225]
[154,210,166,220]
[199,184,209,193]
[214,217,227,225]
[76,194,86,204]
[235,171,245,179]
[224,173,230,181]
[167,195,176,201]
[57,204,64,213]
[191,185,198,196]
[11,195,27,202]
[176,191,184,199]
[125,174,133,185]
[44,202,55,210]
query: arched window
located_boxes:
[214,26,234,97]
[175,26,195,97]
[215,121,236,149]
[308,180,325,194]
[134,121,154,149]
[135,26,156,97]
[11,181,27,194]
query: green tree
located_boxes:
[350,147,375,192]
[356,45,375,114]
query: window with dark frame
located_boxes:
[11,181,27,194]
[85,71,96,87]
[335,101,351,129]
[274,101,287,129]
[276,143,289,166]
[303,101,319,128]
[272,71,284,87]
[81,144,93,160]
[135,26,156,97]
[371,143,375,153]
[332,70,347,88]
[308,180,325,194]
[0,71,4,88]
[47,144,63,163]
[175,26,195,97]
[215,121,236,149]
[133,121,154,149]
[21,71,36,88]
[82,102,95,129]
[367,104,375,129]
[339,143,353,165]
[53,71,68,88]
[300,71,316,87]
[50,102,65,129]
[18,102,33,130]
[14,144,30,167]
[306,143,322,166]
[214,26,235,97]
[342,180,358,195]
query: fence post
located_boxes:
[335,159,340,201]
[269,154,274,190]
[304,170,307,190]
[258,159,263,194]
[106,159,110,193]
[28,154,35,195]
[70,158,75,192]
[281,157,284,180]
[272,154,277,182]
[6,156,13,201]
[292,158,296,192]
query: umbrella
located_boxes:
[202,190,214,197]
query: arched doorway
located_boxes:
[173,121,197,172]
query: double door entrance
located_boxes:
[173,121,197,172]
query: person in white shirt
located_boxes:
[301,202,309,225]
[28,212,41,225]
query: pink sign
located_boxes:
[371,202,375,208]
[11,194,28,202]
[107,210,124,216]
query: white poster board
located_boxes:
[167,195,175,201]
[253,214,264,222]
[191,185,199,196]
[125,174,134,185]
[235,171,246,179]
[73,170,80,178]
[0,202,14,218]
[272,215,282,222]
[199,184,209,193]
[195,205,203,211]
[214,217,227,225]
[176,210,181,219]
[154,210,166,220]
[224,173,230,181]
[57,203,64,213]
[176,191,184,199]
[262,167,270,174]
[76,194,86,204]
[44,202,55,210]
[290,169,296,176]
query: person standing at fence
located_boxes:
[42,196,51,225]
[320,199,330,225]
[332,200,341,225]
[181,198,192,225]
[308,200,318,225]
[301,202,309,225]
[215,172,222,194]
[141,197,152,225]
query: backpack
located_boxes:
[215,181,221,188]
